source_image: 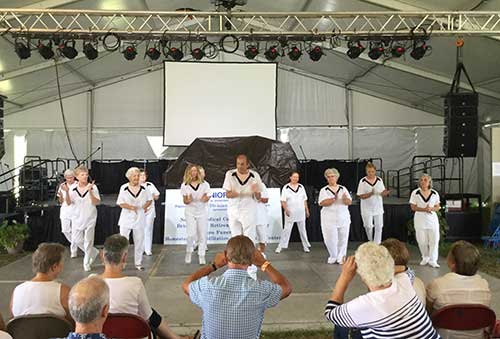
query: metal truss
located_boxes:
[1,9,500,40]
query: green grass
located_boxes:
[261,329,332,339]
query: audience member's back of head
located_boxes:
[69,277,109,324]
[103,234,129,265]
[32,242,65,274]
[448,240,480,276]
[226,235,254,266]
[381,238,410,266]
[355,242,394,289]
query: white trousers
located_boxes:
[228,209,256,243]
[415,226,440,264]
[60,218,77,256]
[144,212,155,255]
[185,213,208,255]
[72,226,98,268]
[321,224,350,261]
[362,214,384,244]
[278,220,311,249]
[255,224,267,244]
[120,227,144,266]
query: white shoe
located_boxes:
[70,253,77,259]
[275,246,282,253]
[199,256,206,265]
[185,252,192,264]
[337,256,346,265]
[136,265,145,271]
[428,261,440,268]
[419,258,429,266]
[145,252,152,256]
[88,249,98,267]
[303,247,310,253]
[83,264,91,272]
[327,257,336,264]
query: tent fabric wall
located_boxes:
[283,127,349,160]
[26,129,88,160]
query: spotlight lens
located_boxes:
[83,43,98,60]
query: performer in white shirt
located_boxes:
[276,171,311,253]
[255,182,269,254]
[409,173,441,268]
[180,164,211,265]
[117,167,152,271]
[139,170,160,256]
[63,165,100,272]
[356,162,389,244]
[318,168,352,265]
[222,154,262,243]
[56,169,77,257]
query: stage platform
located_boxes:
[0,242,499,335]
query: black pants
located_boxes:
[149,308,163,339]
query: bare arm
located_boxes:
[261,197,269,204]
[411,204,433,213]
[119,203,137,212]
[183,195,192,204]
[143,200,152,210]
[319,198,335,207]
[153,194,160,201]
[281,201,290,217]
[253,250,292,299]
[329,256,356,304]
[182,252,227,296]
[60,284,74,324]
[358,192,374,200]
[304,200,310,218]
[225,190,238,199]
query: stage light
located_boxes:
[391,43,405,58]
[123,45,137,61]
[38,40,54,60]
[146,46,161,60]
[410,41,430,60]
[288,46,302,61]
[244,44,259,60]
[308,45,323,62]
[191,47,205,60]
[14,39,30,60]
[368,42,384,60]
[168,46,184,61]
[346,41,365,59]
[264,45,279,61]
[83,42,98,60]
[59,39,78,59]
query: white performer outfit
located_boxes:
[58,183,76,256]
[143,182,160,256]
[409,188,440,265]
[117,184,152,267]
[278,183,311,251]
[180,181,211,257]
[318,185,351,264]
[255,183,269,245]
[357,176,385,244]
[69,185,100,271]
[222,169,263,243]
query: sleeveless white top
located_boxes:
[11,281,66,317]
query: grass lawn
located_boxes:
[261,329,332,339]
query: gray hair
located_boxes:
[69,277,109,324]
[125,167,141,180]
[64,169,75,178]
[103,234,129,265]
[355,242,394,288]
[420,173,433,189]
[324,168,340,179]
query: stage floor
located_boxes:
[2,242,498,335]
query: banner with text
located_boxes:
[164,188,283,244]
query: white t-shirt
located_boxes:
[0,332,12,339]
[427,272,491,339]
[409,188,440,230]
[180,181,211,216]
[104,277,153,320]
[357,176,385,216]
[144,182,160,217]
[58,183,76,220]
[11,281,66,317]
[280,183,307,222]
[256,184,269,226]
[116,184,152,230]
[222,169,262,212]
[69,184,100,230]
[318,185,351,227]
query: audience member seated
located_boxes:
[10,243,72,322]
[52,276,110,339]
[182,235,292,339]
[427,240,491,339]
[0,314,12,339]
[325,242,439,339]
[381,238,426,304]
[97,234,187,339]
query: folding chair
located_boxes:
[6,314,73,339]
[103,313,152,339]
[432,304,496,338]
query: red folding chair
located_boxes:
[102,313,152,339]
[431,304,496,338]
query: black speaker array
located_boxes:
[0,95,4,160]
[443,92,478,157]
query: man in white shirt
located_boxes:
[427,241,491,339]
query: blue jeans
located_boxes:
[333,326,362,339]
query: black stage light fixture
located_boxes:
[168,46,184,61]
[391,43,405,57]
[123,45,137,60]
[368,42,384,60]
[59,39,78,59]
[308,45,323,61]
[264,45,279,61]
[244,44,259,60]
[410,40,430,60]
[83,41,98,60]
[191,47,205,60]
[288,45,302,61]
[146,46,161,60]
[346,41,365,59]
[14,39,31,60]
[38,40,54,60]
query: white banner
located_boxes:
[164,188,283,244]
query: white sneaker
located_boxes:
[145,252,152,256]
[303,247,310,253]
[88,249,98,267]
[136,265,145,271]
[327,257,336,264]
[70,253,77,259]
[428,261,440,268]
[185,252,192,264]
[275,246,282,254]
[199,256,206,265]
[83,264,91,272]
[419,258,429,266]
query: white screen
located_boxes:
[163,62,277,146]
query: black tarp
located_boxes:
[165,136,299,188]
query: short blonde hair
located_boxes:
[74,165,88,176]
[226,235,255,265]
[324,168,340,179]
[366,162,376,171]
[183,164,202,185]
[125,167,140,180]
[64,169,75,178]
[355,242,394,288]
[381,238,410,266]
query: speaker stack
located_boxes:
[0,95,4,160]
